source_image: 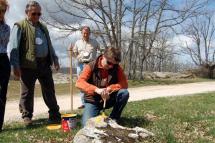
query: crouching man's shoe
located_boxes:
[78,105,85,109]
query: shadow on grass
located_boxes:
[4,114,148,133]
[120,116,151,128]
[4,114,83,132]
[3,118,48,132]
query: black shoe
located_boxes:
[48,118,61,124]
[48,113,61,124]
[23,117,32,126]
[78,105,85,109]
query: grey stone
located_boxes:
[73,116,154,143]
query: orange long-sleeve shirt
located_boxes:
[75,58,128,96]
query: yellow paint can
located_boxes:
[61,113,77,131]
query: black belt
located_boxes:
[0,53,7,57]
[83,61,90,64]
[36,57,47,62]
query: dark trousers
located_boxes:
[19,59,60,119]
[0,54,11,129]
[82,89,129,126]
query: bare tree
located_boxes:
[126,0,208,79]
[181,14,215,78]
[42,0,209,79]
[42,0,127,48]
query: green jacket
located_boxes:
[15,19,58,69]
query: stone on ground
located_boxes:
[73,116,154,143]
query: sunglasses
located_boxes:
[31,12,41,16]
[0,9,6,14]
[106,61,115,66]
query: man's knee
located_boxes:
[82,111,95,126]
[81,103,99,126]
[117,89,129,101]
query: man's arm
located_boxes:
[107,66,128,93]
[95,40,102,55]
[10,25,22,78]
[73,41,85,62]
[75,65,98,95]
[51,46,60,71]
[45,29,60,71]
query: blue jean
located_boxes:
[77,63,85,105]
[82,89,129,126]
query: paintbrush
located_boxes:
[101,89,115,117]
[101,99,107,117]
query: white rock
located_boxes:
[128,133,139,139]
[73,116,154,143]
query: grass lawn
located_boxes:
[128,78,213,87]
[7,78,212,100]
[1,92,215,142]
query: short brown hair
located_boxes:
[0,0,9,22]
[104,47,121,62]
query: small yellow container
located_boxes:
[46,124,61,130]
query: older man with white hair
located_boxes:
[70,26,100,109]
[10,1,61,126]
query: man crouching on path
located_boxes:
[76,47,129,126]
[10,1,61,126]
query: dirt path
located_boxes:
[5,81,215,122]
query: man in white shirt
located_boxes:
[72,26,100,109]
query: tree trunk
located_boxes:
[208,67,215,79]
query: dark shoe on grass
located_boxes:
[23,117,32,126]
[48,112,61,124]
[48,118,61,124]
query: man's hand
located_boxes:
[101,92,110,101]
[95,88,110,101]
[77,53,84,63]
[95,88,106,95]
[13,67,21,79]
[106,87,112,94]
